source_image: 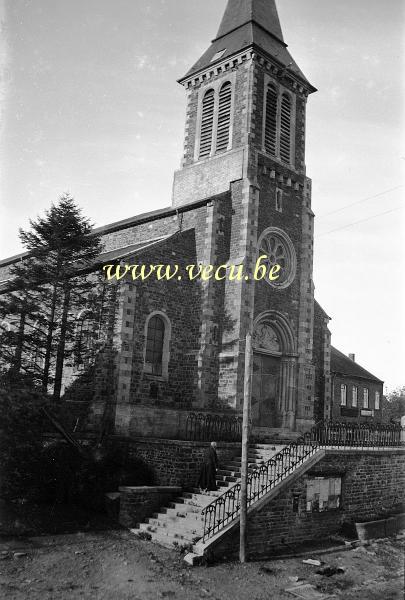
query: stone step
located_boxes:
[139,522,197,543]
[216,466,257,477]
[153,508,203,523]
[225,460,262,469]
[146,517,203,534]
[216,481,229,488]
[168,500,203,512]
[131,442,299,554]
[153,504,204,518]
[216,475,238,483]
[251,444,280,449]
[157,505,201,518]
[182,491,223,503]
[149,531,199,550]
[171,494,215,508]
[190,487,224,496]
[155,511,204,526]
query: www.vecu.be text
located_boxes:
[102,256,281,283]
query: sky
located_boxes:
[0,0,404,391]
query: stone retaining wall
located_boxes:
[119,486,181,528]
[127,438,240,489]
[208,449,405,560]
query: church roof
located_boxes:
[96,235,174,264]
[331,346,383,384]
[216,0,284,43]
[181,0,315,90]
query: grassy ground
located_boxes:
[0,530,403,600]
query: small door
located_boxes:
[252,353,281,427]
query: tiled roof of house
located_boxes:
[331,346,383,384]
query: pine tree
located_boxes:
[0,194,104,399]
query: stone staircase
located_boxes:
[134,443,285,550]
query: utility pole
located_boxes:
[240,330,252,563]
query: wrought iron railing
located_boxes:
[201,431,319,542]
[199,420,404,544]
[311,420,404,448]
[186,412,242,442]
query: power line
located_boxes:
[316,206,403,238]
[317,185,403,219]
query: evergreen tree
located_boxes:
[0,194,104,399]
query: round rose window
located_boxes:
[258,228,297,289]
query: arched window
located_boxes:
[199,89,215,158]
[280,93,292,163]
[216,82,232,152]
[264,84,277,156]
[145,315,165,376]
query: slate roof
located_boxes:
[331,346,383,384]
[95,234,175,264]
[181,0,315,90]
[216,0,284,43]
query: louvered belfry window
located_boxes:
[216,81,232,152]
[280,93,292,163]
[264,84,277,156]
[199,88,215,158]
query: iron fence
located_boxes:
[185,412,242,442]
[312,420,404,448]
[200,420,404,543]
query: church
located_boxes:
[0,0,384,439]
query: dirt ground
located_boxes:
[0,530,403,600]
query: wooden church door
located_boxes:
[252,353,281,427]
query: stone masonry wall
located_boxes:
[119,486,181,528]
[210,449,405,560]
[127,439,241,489]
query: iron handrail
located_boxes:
[199,420,405,543]
[200,431,319,542]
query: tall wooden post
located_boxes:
[240,331,252,563]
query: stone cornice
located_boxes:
[179,46,315,97]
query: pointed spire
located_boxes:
[215,0,284,45]
[180,0,314,91]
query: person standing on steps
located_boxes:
[198,441,218,492]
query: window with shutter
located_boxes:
[340,384,347,406]
[199,89,215,158]
[264,84,277,156]
[216,82,232,152]
[280,93,292,163]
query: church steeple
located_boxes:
[173,0,316,206]
[215,0,284,44]
[180,0,314,91]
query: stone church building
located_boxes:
[0,0,384,439]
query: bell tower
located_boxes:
[172,0,316,206]
[173,0,318,432]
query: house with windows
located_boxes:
[331,347,383,423]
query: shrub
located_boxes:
[0,387,51,501]
[0,386,154,508]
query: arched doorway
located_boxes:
[252,322,282,427]
[252,313,297,430]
